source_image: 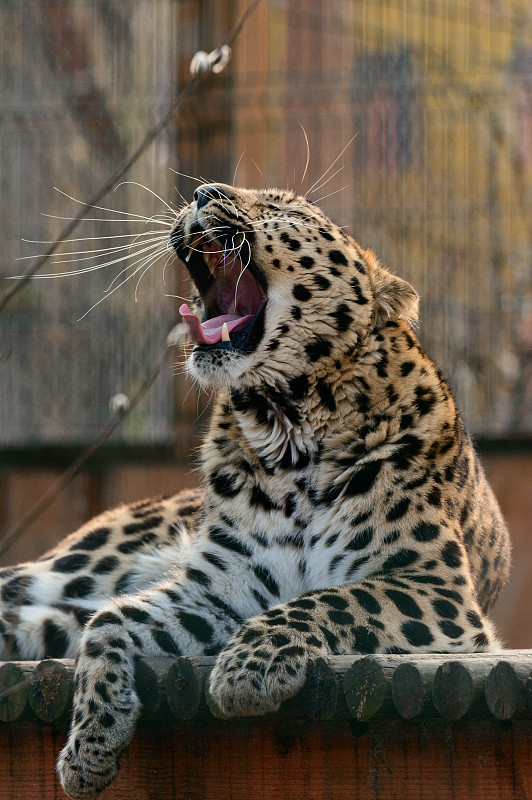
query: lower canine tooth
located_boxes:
[221,323,230,342]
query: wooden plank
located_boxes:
[101,465,198,509]
[483,455,532,649]
[1,717,532,800]
[0,470,97,565]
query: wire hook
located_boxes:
[190,45,232,76]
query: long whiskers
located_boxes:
[77,242,172,319]
[233,151,246,185]
[233,235,251,309]
[53,187,176,224]
[168,168,207,185]
[12,237,170,279]
[39,212,173,226]
[11,185,184,318]
[17,234,170,265]
[306,134,357,196]
[21,231,173,245]
[114,181,178,216]
[307,166,345,197]
[311,185,350,205]
[299,123,311,188]
[104,241,171,293]
[251,159,267,189]
[164,293,193,303]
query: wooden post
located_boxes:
[0,662,31,722]
[28,659,73,723]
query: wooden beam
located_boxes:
[2,651,532,724]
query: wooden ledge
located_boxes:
[2,651,532,726]
[2,654,532,799]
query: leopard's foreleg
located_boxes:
[209,572,500,717]
[56,553,257,799]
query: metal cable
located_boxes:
[0,0,263,314]
[0,0,264,553]
[0,325,187,557]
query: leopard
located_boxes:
[0,183,511,799]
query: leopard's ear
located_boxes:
[363,249,419,327]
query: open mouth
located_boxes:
[173,229,267,352]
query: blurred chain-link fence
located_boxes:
[1,0,531,447]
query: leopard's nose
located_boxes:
[194,184,230,210]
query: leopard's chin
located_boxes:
[188,342,254,389]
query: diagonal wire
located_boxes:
[0,0,263,553]
[0,348,13,370]
[0,0,263,314]
[0,327,187,558]
[0,0,264,553]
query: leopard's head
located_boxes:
[171,183,418,390]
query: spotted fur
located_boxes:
[0,184,510,798]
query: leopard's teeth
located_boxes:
[185,249,192,263]
[204,251,219,274]
[221,322,230,342]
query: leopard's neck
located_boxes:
[203,320,455,473]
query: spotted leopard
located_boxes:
[0,183,511,799]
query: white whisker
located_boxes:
[233,151,246,185]
[311,185,350,205]
[299,123,311,187]
[168,168,205,185]
[13,240,167,280]
[164,293,191,303]
[104,248,165,293]
[53,188,174,224]
[79,246,168,319]
[306,134,357,195]
[17,235,169,264]
[41,212,173,226]
[251,159,267,188]
[114,181,177,216]
[307,166,345,197]
[181,377,200,408]
[162,252,178,286]
[172,184,189,206]
[134,259,158,301]
[21,231,173,246]
[234,236,252,309]
[193,391,214,423]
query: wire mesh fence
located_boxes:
[1,0,531,447]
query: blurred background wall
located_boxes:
[0,0,530,646]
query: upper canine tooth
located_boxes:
[185,248,192,263]
[221,323,230,342]
[205,252,218,272]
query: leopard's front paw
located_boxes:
[56,687,139,799]
[208,624,310,717]
[57,740,120,800]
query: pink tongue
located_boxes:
[179,304,254,345]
